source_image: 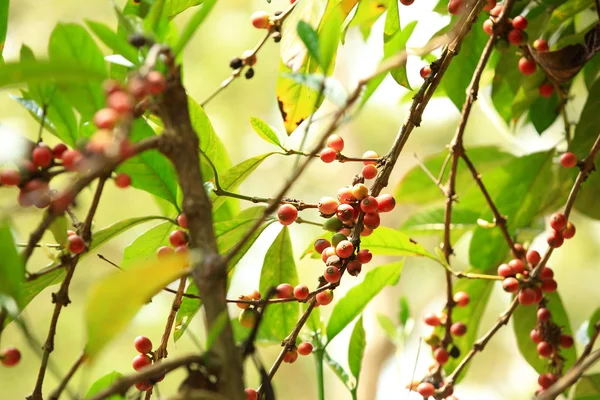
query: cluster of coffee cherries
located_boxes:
[0,347,21,367]
[498,249,558,304]
[318,134,380,179]
[131,336,163,392]
[156,214,190,258]
[546,212,576,249]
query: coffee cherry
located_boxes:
[530,329,542,343]
[337,187,355,204]
[239,308,259,329]
[356,249,372,264]
[537,341,553,358]
[560,334,574,348]
[362,164,378,179]
[276,283,294,299]
[558,153,577,170]
[547,230,564,248]
[298,342,313,356]
[283,348,298,363]
[533,39,549,52]
[328,234,344,249]
[347,260,362,276]
[508,29,524,45]
[512,16,528,30]
[448,0,463,14]
[324,266,341,283]
[351,184,369,200]
[250,11,270,29]
[318,147,337,163]
[538,373,556,389]
[549,213,566,231]
[318,197,339,215]
[316,289,334,305]
[277,204,298,225]
[360,196,378,213]
[132,354,152,371]
[498,263,514,277]
[420,66,432,78]
[424,312,441,327]
[52,143,68,160]
[363,212,380,229]
[360,227,373,236]
[177,213,188,229]
[326,134,344,152]
[236,294,251,309]
[482,19,494,35]
[450,322,467,337]
[400,0,414,4]
[541,278,558,293]
[128,76,147,99]
[376,194,396,212]
[335,240,354,259]
[508,259,526,273]
[336,203,356,222]
[249,290,261,300]
[294,284,309,300]
[68,235,86,254]
[245,388,258,400]
[0,347,21,367]
[483,0,496,11]
[321,246,336,262]
[115,173,132,188]
[362,150,379,165]
[539,83,554,98]
[540,267,554,280]
[537,308,551,322]
[314,238,331,254]
[146,71,168,95]
[107,91,134,115]
[135,381,152,391]
[453,291,469,307]
[518,57,536,75]
[533,287,543,304]
[417,382,435,397]
[169,230,188,247]
[62,150,84,171]
[93,108,120,130]
[562,222,576,239]
[519,288,537,305]
[32,145,54,168]
[434,347,449,364]
[174,244,188,254]
[526,250,541,266]
[490,4,503,16]
[134,336,153,354]
[0,169,21,186]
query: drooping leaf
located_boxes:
[85,253,189,358]
[257,227,299,342]
[326,261,403,343]
[85,20,140,65]
[383,1,415,90]
[573,374,600,399]
[323,350,354,392]
[513,291,577,374]
[120,221,176,270]
[0,223,24,306]
[318,2,347,72]
[297,21,322,68]
[250,117,285,150]
[173,0,218,55]
[85,371,126,399]
[348,316,366,393]
[530,92,560,134]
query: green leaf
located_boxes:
[0,0,8,58]
[120,221,176,270]
[348,316,366,389]
[492,50,522,123]
[0,60,105,90]
[323,350,354,392]
[249,117,285,149]
[91,216,171,250]
[173,0,218,55]
[383,0,416,91]
[583,53,600,88]
[587,307,600,339]
[173,280,200,342]
[513,291,577,373]
[318,4,345,72]
[281,72,348,107]
[376,314,397,342]
[49,216,69,246]
[257,227,299,342]
[326,261,403,343]
[146,0,167,35]
[398,296,410,326]
[0,223,24,305]
[297,21,322,68]
[546,0,594,34]
[164,0,204,17]
[85,253,189,358]
[342,0,388,43]
[400,206,480,242]
[117,119,179,208]
[85,371,126,399]
[570,78,600,219]
[48,23,107,120]
[573,374,600,399]
[530,93,560,134]
[511,73,546,122]
[85,20,140,65]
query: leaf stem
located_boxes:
[315,349,326,400]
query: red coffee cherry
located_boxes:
[508,29,524,45]
[434,347,449,364]
[562,222,576,239]
[538,373,556,389]
[62,150,84,171]
[363,212,381,229]
[135,381,152,391]
[540,267,554,279]
[147,71,167,95]
[360,196,378,213]
[533,287,543,304]
[276,283,294,299]
[424,312,441,327]
[324,266,341,283]
[236,294,251,309]
[107,90,134,115]
[336,240,354,259]
[239,308,259,329]
[376,194,396,212]
[245,388,258,400]
[321,246,336,262]
[362,164,378,179]
[128,76,147,99]
[93,108,120,130]
[314,238,331,254]
[249,290,261,300]
[337,187,356,204]
[448,0,463,14]
[294,284,309,300]
[250,11,270,29]
[32,145,54,168]
[174,245,188,254]
[356,249,372,264]
[547,230,564,248]
[177,213,188,229]
[420,66,432,78]
[351,183,369,200]
[320,148,337,163]
[526,250,541,266]
[318,197,339,215]
[450,322,467,337]
[497,263,514,277]
[326,134,344,152]
[316,289,334,306]
[297,342,313,356]
[68,235,86,254]
[417,382,435,397]
[490,4,503,16]
[0,347,21,367]
[518,57,536,75]
[0,169,21,186]
[53,143,68,159]
[337,203,356,222]
[537,308,551,322]
[530,329,542,343]
[560,334,574,348]
[134,336,153,354]
[115,173,132,188]
[533,39,549,52]
[541,278,558,293]
[453,291,469,307]
[277,204,298,225]
[560,152,578,168]
[549,213,566,231]
[362,150,379,165]
[360,227,373,237]
[132,354,152,371]
[508,259,526,273]
[518,288,537,305]
[347,260,362,276]
[539,83,554,98]
[499,275,518,292]
[482,19,494,35]
[537,341,553,358]
[169,230,188,247]
[511,16,528,30]
[400,0,414,5]
[283,348,299,363]
[483,0,496,11]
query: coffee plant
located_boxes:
[1,0,599,399]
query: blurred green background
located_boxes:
[1,0,599,399]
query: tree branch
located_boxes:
[536,350,600,399]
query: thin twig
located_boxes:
[414,153,446,195]
[48,352,86,400]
